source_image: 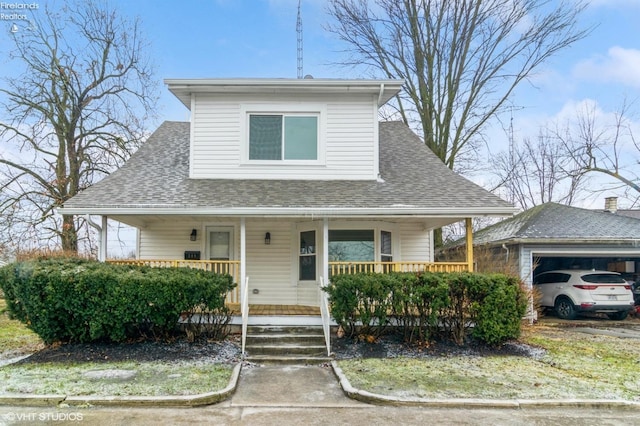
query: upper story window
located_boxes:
[249,114,318,160]
[241,104,325,165]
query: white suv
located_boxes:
[533,270,635,320]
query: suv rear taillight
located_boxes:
[573,284,598,290]
[625,285,632,290]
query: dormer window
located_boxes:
[249,114,318,160]
[241,103,326,165]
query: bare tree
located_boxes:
[554,100,640,199]
[490,128,588,210]
[0,1,158,253]
[326,0,590,171]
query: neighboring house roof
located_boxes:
[60,121,514,218]
[614,210,640,220]
[466,202,640,246]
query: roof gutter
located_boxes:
[58,205,517,218]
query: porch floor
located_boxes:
[227,304,320,316]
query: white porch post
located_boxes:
[100,216,108,262]
[323,217,329,280]
[240,217,246,301]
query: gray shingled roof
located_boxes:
[61,121,513,216]
[469,202,640,245]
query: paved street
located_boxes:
[2,362,640,425]
[2,403,640,425]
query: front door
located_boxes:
[207,227,234,261]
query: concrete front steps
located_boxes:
[244,326,331,364]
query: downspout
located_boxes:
[502,243,509,262]
[377,83,385,106]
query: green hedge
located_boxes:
[324,272,527,346]
[0,258,236,344]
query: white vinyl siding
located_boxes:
[190,93,378,180]
[136,219,434,308]
[399,223,431,261]
[245,221,295,305]
[138,221,239,260]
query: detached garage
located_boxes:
[454,201,640,288]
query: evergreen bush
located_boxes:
[324,271,527,346]
[0,258,235,344]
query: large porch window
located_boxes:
[328,230,375,261]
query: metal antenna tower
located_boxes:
[297,0,303,79]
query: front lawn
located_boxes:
[336,320,640,401]
[0,360,234,396]
[0,298,44,360]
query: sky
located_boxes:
[1,0,640,254]
[118,0,640,149]
[2,0,639,178]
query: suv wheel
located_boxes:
[554,297,577,320]
[606,311,629,321]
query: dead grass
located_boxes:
[0,299,44,360]
[337,319,640,401]
[0,360,234,396]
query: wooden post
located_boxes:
[465,218,474,272]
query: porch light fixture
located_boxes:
[190,229,197,241]
[265,232,271,245]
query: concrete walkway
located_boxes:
[231,364,365,407]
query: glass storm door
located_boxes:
[208,227,234,261]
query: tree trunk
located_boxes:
[60,215,78,254]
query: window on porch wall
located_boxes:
[328,230,374,261]
[299,230,316,281]
[327,229,395,274]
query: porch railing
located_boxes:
[328,261,469,276]
[107,259,241,304]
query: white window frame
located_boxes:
[240,103,326,165]
[327,221,400,263]
[292,222,322,286]
[205,225,235,261]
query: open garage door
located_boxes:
[533,254,640,283]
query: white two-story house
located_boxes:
[60,78,515,320]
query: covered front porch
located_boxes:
[101,215,476,311]
[108,257,473,306]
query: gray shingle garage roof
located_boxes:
[60,121,514,217]
[469,202,640,245]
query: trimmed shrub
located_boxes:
[0,258,235,344]
[468,274,528,345]
[324,271,527,346]
[325,273,396,339]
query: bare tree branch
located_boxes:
[490,128,588,210]
[554,99,640,197]
[0,0,158,254]
[326,0,591,171]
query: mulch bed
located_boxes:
[331,332,542,360]
[13,337,242,365]
[11,331,540,366]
